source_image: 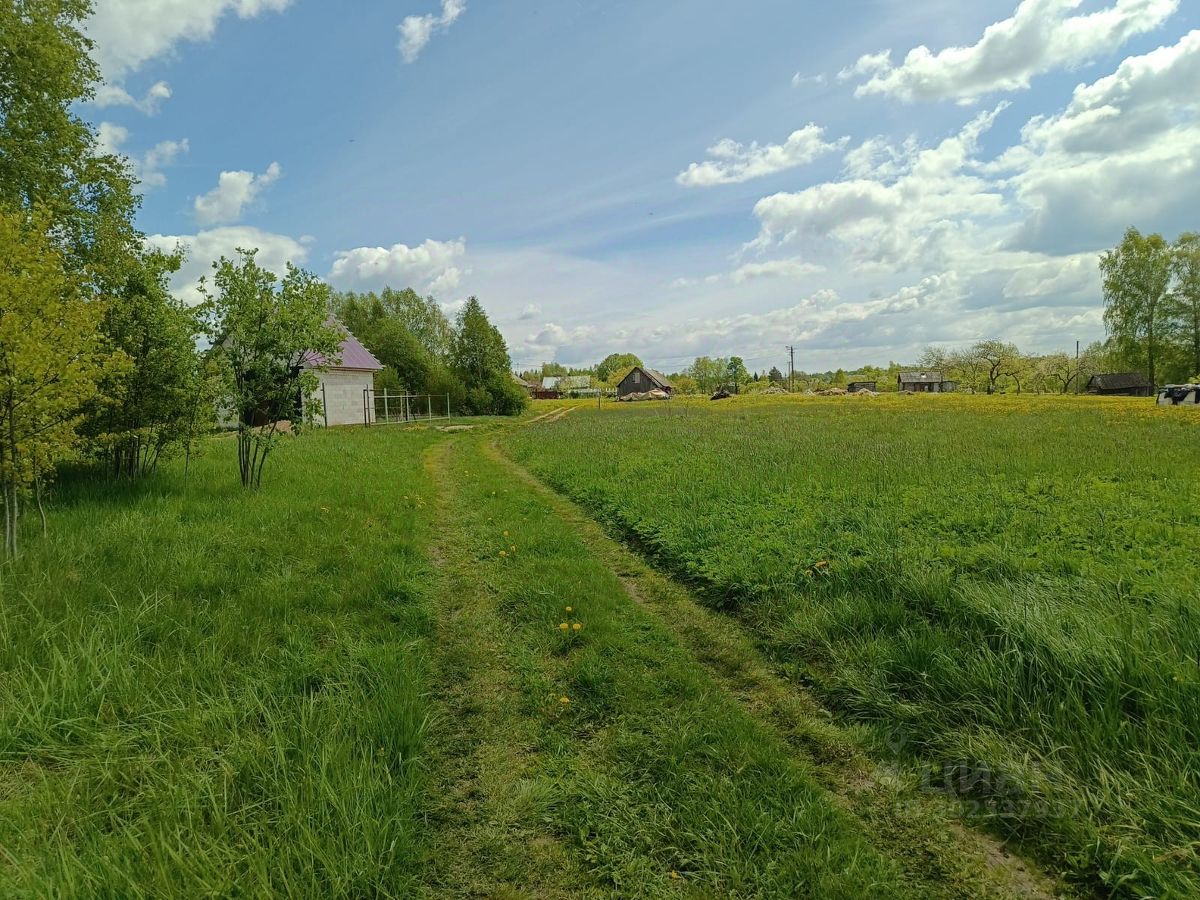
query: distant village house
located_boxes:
[1086,373,1153,397]
[617,366,674,399]
[847,381,877,393]
[897,371,956,393]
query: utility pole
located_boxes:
[786,345,795,392]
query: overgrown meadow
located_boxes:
[505,394,1200,896]
[0,430,439,896]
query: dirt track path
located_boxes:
[483,438,1070,900]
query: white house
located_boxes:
[305,324,383,426]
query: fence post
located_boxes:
[446,394,450,419]
[383,391,390,425]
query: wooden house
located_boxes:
[617,366,674,399]
[897,371,956,393]
[1086,373,1153,397]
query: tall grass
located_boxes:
[0,429,438,896]
[505,394,1200,896]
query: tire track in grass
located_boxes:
[432,436,943,898]
[485,439,1071,900]
[422,440,596,898]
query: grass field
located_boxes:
[1,396,1194,896]
[505,395,1200,897]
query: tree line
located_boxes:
[0,2,520,555]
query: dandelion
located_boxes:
[815,560,830,569]
[669,871,681,880]
[559,696,570,705]
[565,606,573,613]
[510,545,516,552]
[572,623,582,631]
[559,622,569,631]
[503,530,509,537]
[500,550,508,558]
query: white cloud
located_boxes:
[88,0,293,81]
[96,122,188,190]
[750,106,1010,270]
[518,303,542,320]
[144,226,309,305]
[677,124,848,187]
[791,72,827,87]
[732,258,825,283]
[846,0,1179,103]
[93,80,172,114]
[194,161,283,226]
[398,0,466,63]
[328,238,467,293]
[998,29,1200,252]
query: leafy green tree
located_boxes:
[1169,232,1200,380]
[767,366,784,384]
[0,0,139,288]
[81,248,211,478]
[727,356,750,390]
[596,352,642,383]
[201,250,343,490]
[450,297,526,416]
[0,209,120,555]
[1101,227,1173,387]
[688,356,728,393]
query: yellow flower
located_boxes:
[565,606,573,613]
[559,696,570,705]
[572,623,582,631]
[500,550,508,557]
[815,560,829,569]
[503,530,509,537]
[669,871,680,880]
[510,545,516,552]
[559,622,569,631]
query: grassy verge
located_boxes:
[425,432,1001,898]
[0,429,439,896]
[503,395,1200,896]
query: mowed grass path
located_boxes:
[505,395,1200,897]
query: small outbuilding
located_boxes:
[617,366,675,399]
[847,381,877,393]
[898,371,956,393]
[304,324,384,426]
[1087,372,1153,397]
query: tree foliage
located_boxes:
[0,0,139,288]
[450,297,526,415]
[1101,227,1174,387]
[81,249,213,478]
[201,250,342,489]
[0,210,120,554]
[596,352,642,384]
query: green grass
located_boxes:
[504,394,1200,897]
[427,437,931,897]
[0,429,439,897]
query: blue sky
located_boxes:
[86,0,1200,372]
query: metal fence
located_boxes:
[363,390,451,426]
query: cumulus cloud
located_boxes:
[194,162,283,226]
[998,29,1200,252]
[93,80,172,114]
[677,124,848,187]
[97,122,188,189]
[144,226,309,305]
[88,0,293,81]
[398,0,466,63]
[845,0,1179,103]
[732,258,825,283]
[328,238,467,293]
[750,105,1010,270]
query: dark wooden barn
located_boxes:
[1086,373,1153,397]
[847,381,877,393]
[897,371,956,393]
[617,366,674,398]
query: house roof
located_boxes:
[898,371,945,383]
[512,374,536,389]
[623,366,674,390]
[305,320,383,371]
[1088,372,1151,390]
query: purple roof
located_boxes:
[304,321,384,371]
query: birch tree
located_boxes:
[1101,227,1173,388]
